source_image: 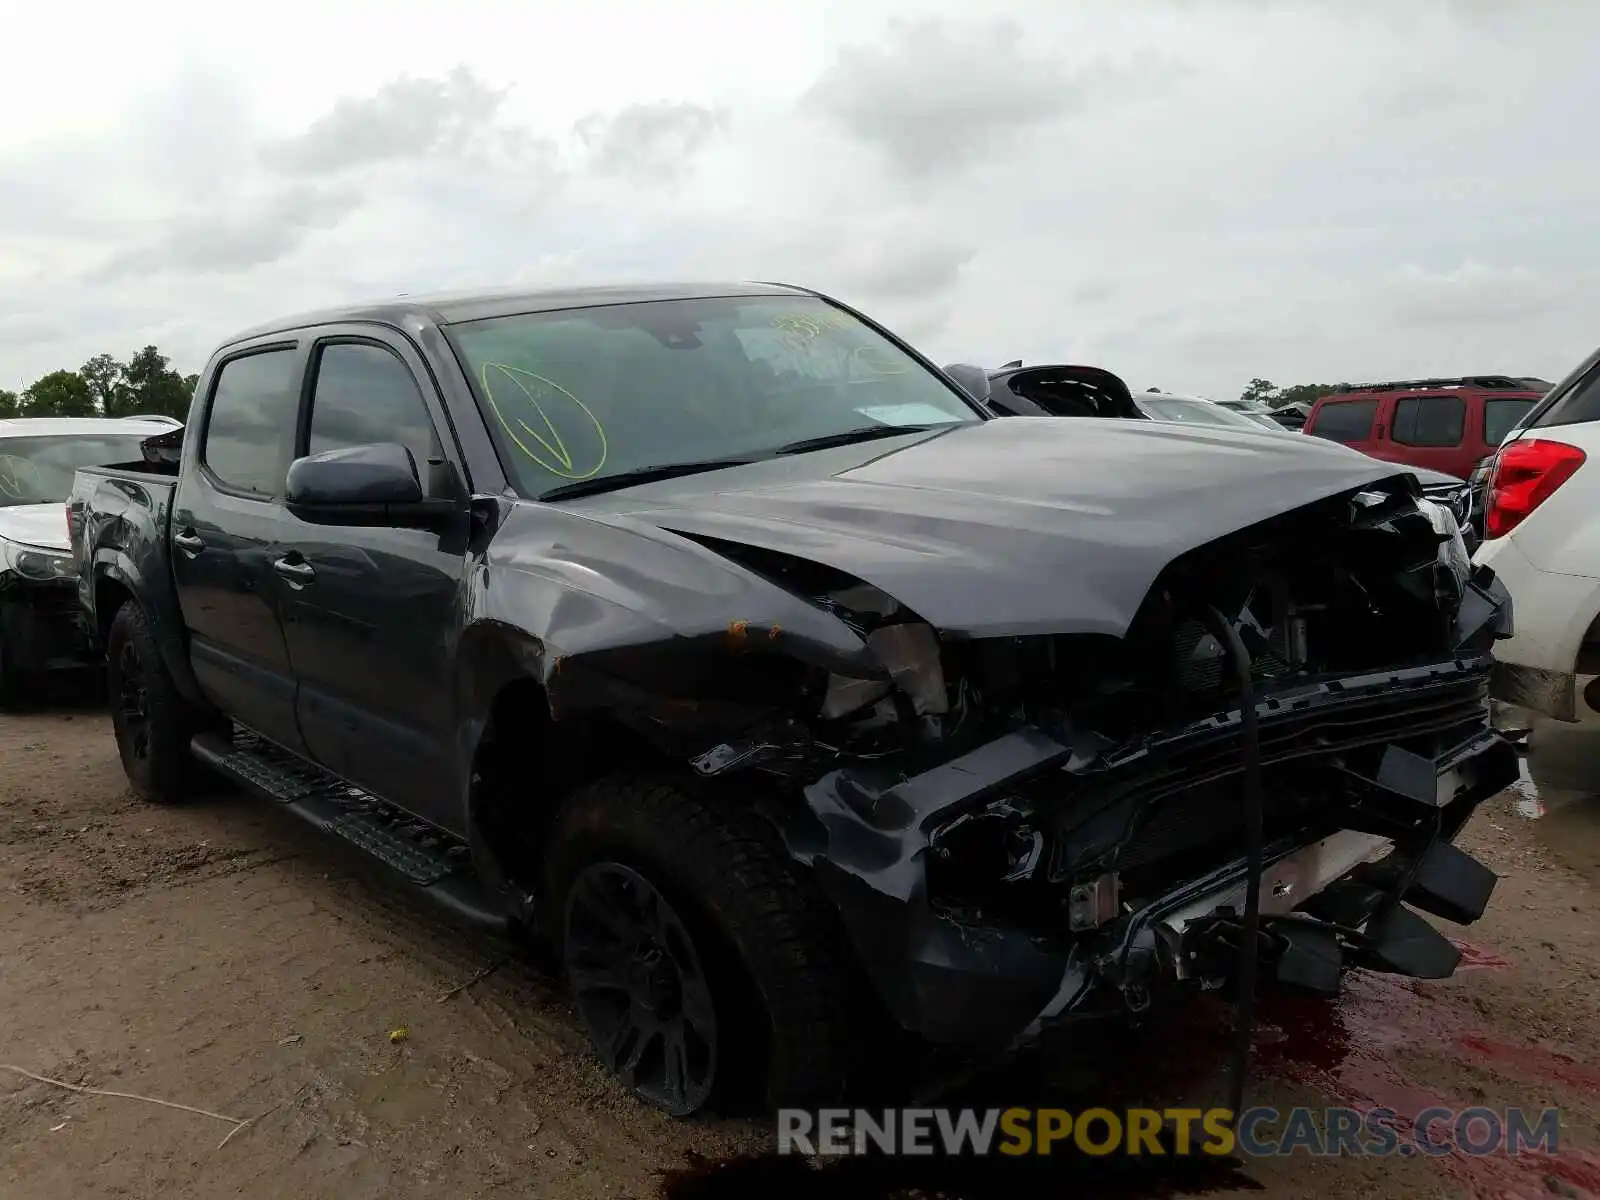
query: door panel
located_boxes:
[277,333,470,829]
[171,344,305,752]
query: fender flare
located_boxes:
[91,550,208,709]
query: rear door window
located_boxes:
[1391,395,1465,447]
[201,348,300,497]
[1483,398,1536,446]
[1308,399,1377,443]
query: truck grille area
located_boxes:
[1040,660,1492,891]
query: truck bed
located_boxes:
[68,461,180,659]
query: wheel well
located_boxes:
[1576,610,1600,675]
[468,677,665,889]
[94,576,134,647]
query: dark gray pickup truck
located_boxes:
[69,281,1518,1117]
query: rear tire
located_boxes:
[544,773,856,1116]
[105,601,213,803]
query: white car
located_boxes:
[0,416,180,703]
[1138,391,1291,433]
[1472,347,1600,726]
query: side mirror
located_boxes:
[942,363,991,404]
[285,442,458,528]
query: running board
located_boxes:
[190,727,509,935]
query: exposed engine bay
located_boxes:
[672,475,1516,1051]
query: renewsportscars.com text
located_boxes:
[777,1106,1561,1159]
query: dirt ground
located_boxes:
[2,702,1598,1200]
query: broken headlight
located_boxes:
[817,583,949,720]
[1416,497,1472,597]
[927,802,1046,914]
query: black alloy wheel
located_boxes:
[115,638,153,764]
[563,861,718,1116]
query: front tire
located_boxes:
[105,602,212,802]
[544,774,856,1116]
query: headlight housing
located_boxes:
[1415,497,1472,596]
[1,540,75,582]
[1420,481,1472,530]
[815,583,949,721]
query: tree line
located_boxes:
[1239,379,1336,409]
[0,347,196,421]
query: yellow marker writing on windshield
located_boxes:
[770,311,852,349]
[479,363,609,481]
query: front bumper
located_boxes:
[0,575,94,674]
[780,660,1518,1053]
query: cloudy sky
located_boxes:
[1,0,1595,400]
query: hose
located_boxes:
[1203,607,1264,1127]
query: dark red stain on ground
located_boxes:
[659,945,1600,1200]
[1248,968,1600,1200]
[1453,940,1514,972]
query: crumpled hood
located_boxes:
[594,417,1421,639]
[0,503,69,552]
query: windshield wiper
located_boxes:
[770,424,948,457]
[537,457,760,502]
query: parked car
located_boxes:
[1137,391,1294,432]
[71,284,1514,1117]
[1269,402,1310,431]
[1473,348,1600,727]
[0,416,184,704]
[1302,376,1550,481]
[1212,397,1285,424]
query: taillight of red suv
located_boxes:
[1483,439,1587,540]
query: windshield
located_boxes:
[1138,396,1266,429]
[445,294,981,500]
[0,435,150,508]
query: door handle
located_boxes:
[272,557,316,587]
[173,529,204,558]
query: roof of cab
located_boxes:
[218,280,818,348]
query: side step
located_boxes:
[192,727,510,935]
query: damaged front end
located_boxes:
[691,478,1517,1052]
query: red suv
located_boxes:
[1303,376,1550,480]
